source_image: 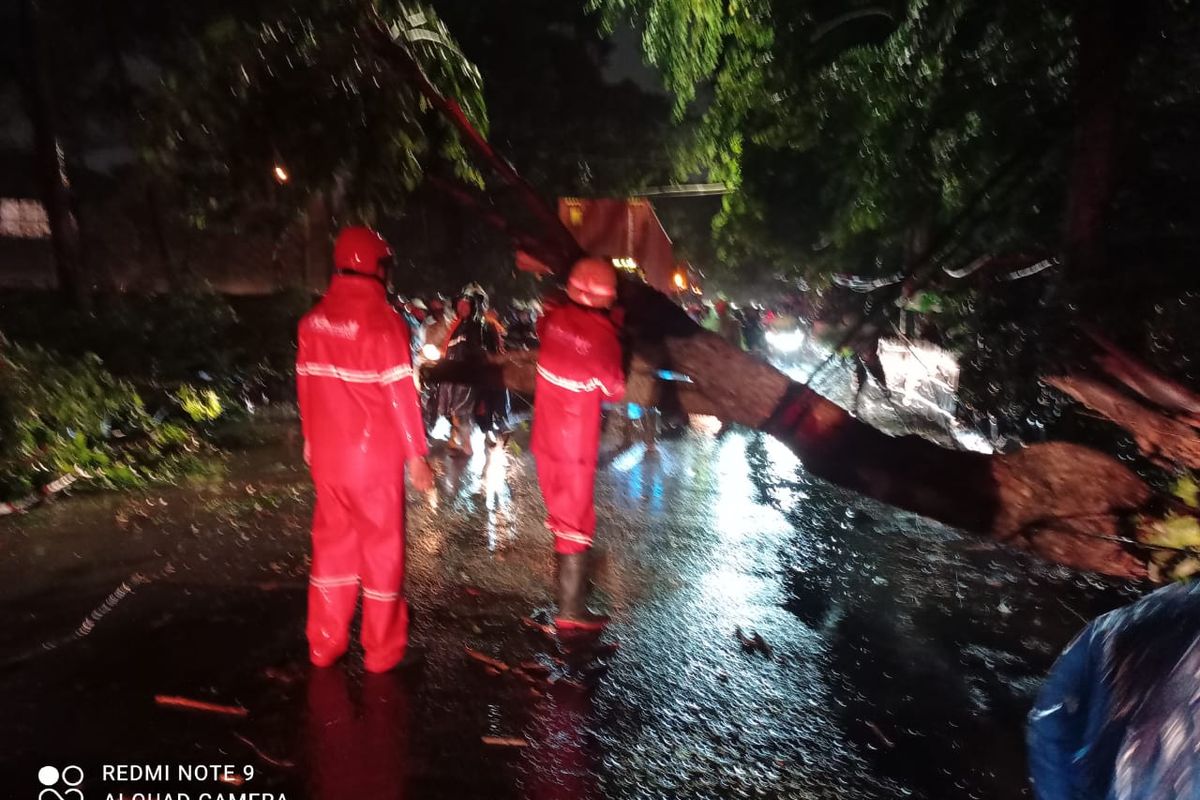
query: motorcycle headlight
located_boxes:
[765,328,805,352]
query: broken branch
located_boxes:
[1045,375,1200,470]
[464,646,510,672]
[154,695,248,717]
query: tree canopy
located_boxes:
[593,0,1196,288]
[142,0,489,231]
[5,0,683,295]
[592,0,1078,280]
[593,0,1199,439]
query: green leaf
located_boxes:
[1172,473,1200,509]
[1144,514,1200,551]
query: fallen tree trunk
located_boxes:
[1085,329,1200,419]
[1045,375,1200,471]
[378,19,1155,580]
[429,286,1153,579]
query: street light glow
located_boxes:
[273,164,290,183]
[673,271,687,290]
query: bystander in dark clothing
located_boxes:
[1028,579,1200,800]
[436,291,510,454]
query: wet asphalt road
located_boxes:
[0,414,1141,799]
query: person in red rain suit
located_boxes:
[532,257,626,631]
[296,226,434,672]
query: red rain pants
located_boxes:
[535,454,599,555]
[307,482,408,673]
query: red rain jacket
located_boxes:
[297,275,428,486]
[531,298,625,462]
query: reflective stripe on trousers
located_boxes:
[308,481,409,671]
[534,455,597,554]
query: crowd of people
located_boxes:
[684,298,769,352]
[386,288,541,457]
[388,282,936,445]
[389,290,776,454]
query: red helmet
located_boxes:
[333,226,392,277]
[567,257,618,309]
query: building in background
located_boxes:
[0,150,54,288]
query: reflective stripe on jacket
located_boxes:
[531,298,625,462]
[297,275,427,485]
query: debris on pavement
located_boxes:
[510,667,541,686]
[518,660,551,676]
[263,666,300,685]
[235,733,296,768]
[520,616,556,637]
[735,626,755,649]
[5,421,1118,799]
[0,468,83,516]
[735,626,773,658]
[481,735,528,747]
[464,646,510,672]
[154,694,249,717]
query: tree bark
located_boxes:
[1085,329,1200,418]
[1063,0,1140,282]
[100,1,182,292]
[18,0,90,311]
[304,191,332,290]
[1045,375,1200,470]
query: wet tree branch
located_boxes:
[1044,375,1200,470]
[1084,328,1200,419]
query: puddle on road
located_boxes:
[0,421,1139,799]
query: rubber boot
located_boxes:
[642,407,659,454]
[554,551,609,632]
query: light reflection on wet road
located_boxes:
[0,417,1141,798]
